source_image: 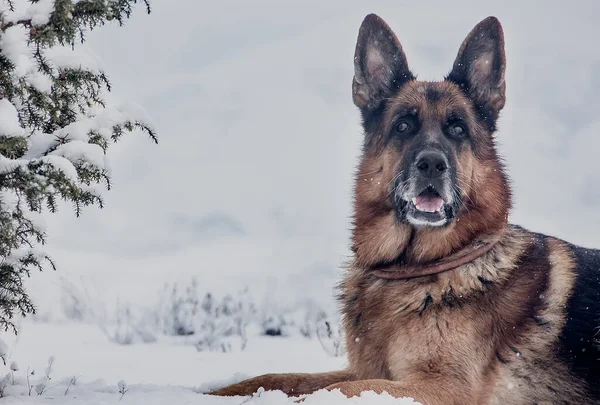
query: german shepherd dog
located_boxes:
[209,14,600,404]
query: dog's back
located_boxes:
[341,225,600,403]
[560,245,600,397]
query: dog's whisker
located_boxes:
[387,176,408,199]
[357,168,383,177]
[451,181,475,207]
[385,170,404,189]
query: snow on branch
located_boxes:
[0,0,155,332]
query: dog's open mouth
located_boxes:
[411,187,444,213]
[398,184,454,228]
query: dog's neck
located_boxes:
[351,209,509,269]
[350,176,510,270]
[369,233,502,280]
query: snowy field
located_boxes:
[0,322,417,403]
[1,0,600,403]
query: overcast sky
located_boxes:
[26,0,600,316]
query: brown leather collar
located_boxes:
[371,237,500,280]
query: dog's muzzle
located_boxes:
[395,150,457,227]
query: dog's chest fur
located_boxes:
[339,225,592,403]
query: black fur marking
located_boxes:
[485,230,550,364]
[347,294,359,304]
[521,374,533,384]
[444,77,498,132]
[425,85,442,103]
[419,293,433,317]
[477,275,492,288]
[361,101,388,138]
[533,314,551,329]
[441,287,460,308]
[353,312,362,328]
[558,245,600,399]
[496,351,509,364]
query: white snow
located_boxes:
[45,45,105,74]
[0,0,103,93]
[39,155,80,182]
[25,0,55,27]
[0,338,8,361]
[2,385,419,405]
[5,0,55,26]
[50,141,107,171]
[0,322,420,404]
[0,155,27,174]
[0,25,54,93]
[48,103,155,146]
[0,99,24,138]
[0,25,34,76]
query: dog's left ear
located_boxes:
[447,16,506,130]
[352,14,414,114]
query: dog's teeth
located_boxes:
[412,196,444,213]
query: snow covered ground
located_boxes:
[4,388,419,405]
[1,0,599,404]
[0,321,418,404]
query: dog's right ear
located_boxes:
[352,14,414,114]
[446,17,506,130]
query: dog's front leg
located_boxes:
[324,378,476,405]
[207,370,355,397]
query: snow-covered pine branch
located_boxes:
[0,0,155,333]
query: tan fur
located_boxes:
[352,149,412,267]
[208,371,354,398]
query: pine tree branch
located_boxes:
[0,0,155,335]
[0,19,32,32]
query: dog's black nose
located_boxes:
[415,151,448,178]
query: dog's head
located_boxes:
[351,15,511,266]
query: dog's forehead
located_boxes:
[386,81,472,120]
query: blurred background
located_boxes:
[11,0,600,389]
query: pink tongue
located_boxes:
[415,195,443,212]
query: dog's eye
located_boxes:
[396,120,412,134]
[393,116,419,139]
[446,123,467,139]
